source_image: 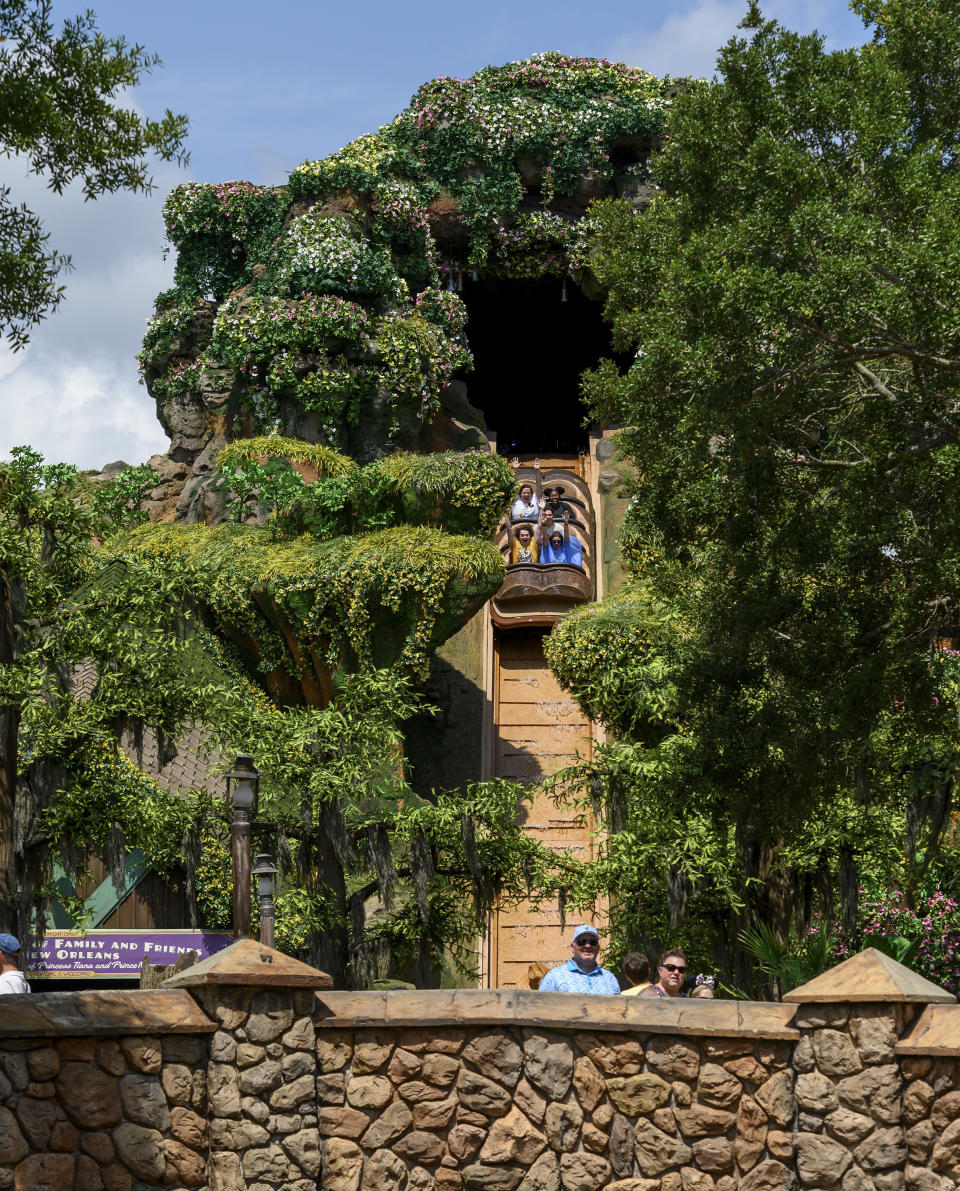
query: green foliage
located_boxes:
[44,744,211,877]
[105,519,504,680]
[264,213,404,304]
[0,0,188,350]
[544,585,678,741]
[216,436,356,476]
[736,921,834,1001]
[217,458,307,524]
[280,450,516,541]
[163,181,286,301]
[289,52,671,264]
[91,465,156,530]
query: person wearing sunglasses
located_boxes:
[537,925,621,995]
[639,948,688,997]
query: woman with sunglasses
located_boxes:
[639,948,688,997]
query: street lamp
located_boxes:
[253,853,278,948]
[225,754,260,940]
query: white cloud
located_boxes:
[0,159,185,469]
[613,0,745,79]
[613,0,866,79]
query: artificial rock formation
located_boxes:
[137,55,674,523]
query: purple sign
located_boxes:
[27,930,232,979]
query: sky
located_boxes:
[0,0,868,470]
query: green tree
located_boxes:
[555,0,960,987]
[1,445,549,987]
[0,447,222,936]
[0,0,188,350]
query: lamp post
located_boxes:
[225,754,259,940]
[253,853,278,948]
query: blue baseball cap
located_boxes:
[0,933,21,955]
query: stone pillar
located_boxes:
[784,946,957,1191]
[201,986,320,1191]
[162,934,333,1191]
[792,1001,908,1191]
[901,1053,957,1191]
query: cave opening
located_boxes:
[457,277,613,456]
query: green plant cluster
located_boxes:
[544,584,679,742]
[279,450,515,540]
[105,520,503,682]
[163,181,287,301]
[216,436,356,476]
[290,52,670,264]
[486,211,576,279]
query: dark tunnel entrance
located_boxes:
[457,277,613,455]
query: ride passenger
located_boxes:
[503,518,540,565]
[510,456,542,521]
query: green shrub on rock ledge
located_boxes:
[105,521,504,704]
[280,449,515,541]
[216,436,356,477]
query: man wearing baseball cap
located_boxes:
[537,925,621,994]
[0,934,30,995]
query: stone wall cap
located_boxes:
[162,937,333,988]
[896,1003,960,1054]
[0,988,215,1038]
[784,948,957,1004]
[312,988,799,1038]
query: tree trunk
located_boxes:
[0,567,18,931]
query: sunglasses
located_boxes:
[662,963,686,973]
[575,937,598,946]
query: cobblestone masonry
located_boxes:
[1,953,959,1191]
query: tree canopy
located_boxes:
[547,0,960,987]
[0,0,188,349]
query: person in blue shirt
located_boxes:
[537,925,621,994]
[541,511,583,567]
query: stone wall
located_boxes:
[0,989,214,1191]
[311,1019,797,1191]
[1,950,960,1191]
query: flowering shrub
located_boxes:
[414,288,468,337]
[265,214,406,303]
[289,52,671,267]
[138,299,211,374]
[376,313,468,421]
[372,179,436,283]
[487,211,576,279]
[210,294,372,372]
[149,357,209,399]
[163,182,286,300]
[288,129,417,197]
[836,887,960,993]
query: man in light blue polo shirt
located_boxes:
[538,925,621,994]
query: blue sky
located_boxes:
[0,0,868,468]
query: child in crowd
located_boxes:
[621,952,651,996]
[691,975,717,999]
